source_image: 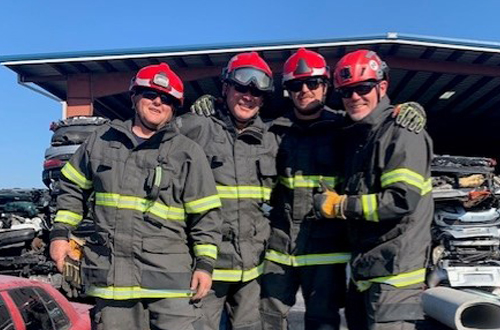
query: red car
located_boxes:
[0,275,91,330]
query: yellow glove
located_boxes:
[313,181,347,219]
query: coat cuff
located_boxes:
[49,227,71,241]
[344,195,362,220]
[195,257,214,274]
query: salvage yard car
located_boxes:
[0,275,90,330]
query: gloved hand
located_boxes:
[392,102,426,133]
[190,94,217,116]
[63,256,82,289]
[313,181,346,219]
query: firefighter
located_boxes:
[259,48,350,330]
[176,52,278,330]
[49,63,222,330]
[316,49,434,330]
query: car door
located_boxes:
[0,294,15,330]
[9,286,71,330]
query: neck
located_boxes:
[132,116,156,138]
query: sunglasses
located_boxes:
[232,83,265,97]
[285,78,324,93]
[337,82,378,98]
[140,90,175,106]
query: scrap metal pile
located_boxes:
[422,155,500,329]
[0,188,57,283]
[430,155,500,292]
[0,117,108,299]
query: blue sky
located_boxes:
[1,0,499,188]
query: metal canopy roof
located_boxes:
[3,32,500,158]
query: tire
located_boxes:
[51,125,100,145]
[44,145,81,160]
[50,116,109,130]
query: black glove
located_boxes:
[190,94,216,117]
[393,102,426,134]
[64,256,81,288]
[61,256,82,298]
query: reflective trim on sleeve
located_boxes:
[216,186,271,200]
[361,194,379,222]
[193,244,218,260]
[212,263,264,282]
[279,175,337,189]
[381,168,431,196]
[355,268,426,292]
[95,193,185,221]
[61,163,92,190]
[86,285,194,300]
[54,210,83,227]
[265,249,351,267]
[184,194,222,214]
[421,179,433,196]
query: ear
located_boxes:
[378,80,389,98]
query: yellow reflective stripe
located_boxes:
[149,202,185,220]
[381,168,424,189]
[193,244,218,260]
[212,263,264,282]
[279,175,337,189]
[356,268,426,292]
[184,194,221,214]
[265,249,351,267]
[381,168,432,196]
[361,194,379,222]
[86,285,193,300]
[421,179,432,196]
[95,193,185,221]
[54,210,83,226]
[61,163,92,190]
[370,268,426,287]
[216,186,271,200]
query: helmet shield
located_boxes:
[230,68,273,91]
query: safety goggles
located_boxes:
[336,82,378,98]
[285,78,324,93]
[139,90,175,105]
[228,68,273,91]
[232,83,265,97]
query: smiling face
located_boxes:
[132,89,175,136]
[289,79,327,120]
[342,80,388,121]
[225,83,264,125]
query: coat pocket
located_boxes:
[82,232,111,286]
[140,237,192,290]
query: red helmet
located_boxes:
[130,63,184,105]
[282,48,330,84]
[333,49,389,88]
[221,52,274,91]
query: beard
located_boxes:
[294,99,324,117]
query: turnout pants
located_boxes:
[202,279,262,330]
[91,297,203,330]
[260,260,346,330]
[345,282,426,330]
